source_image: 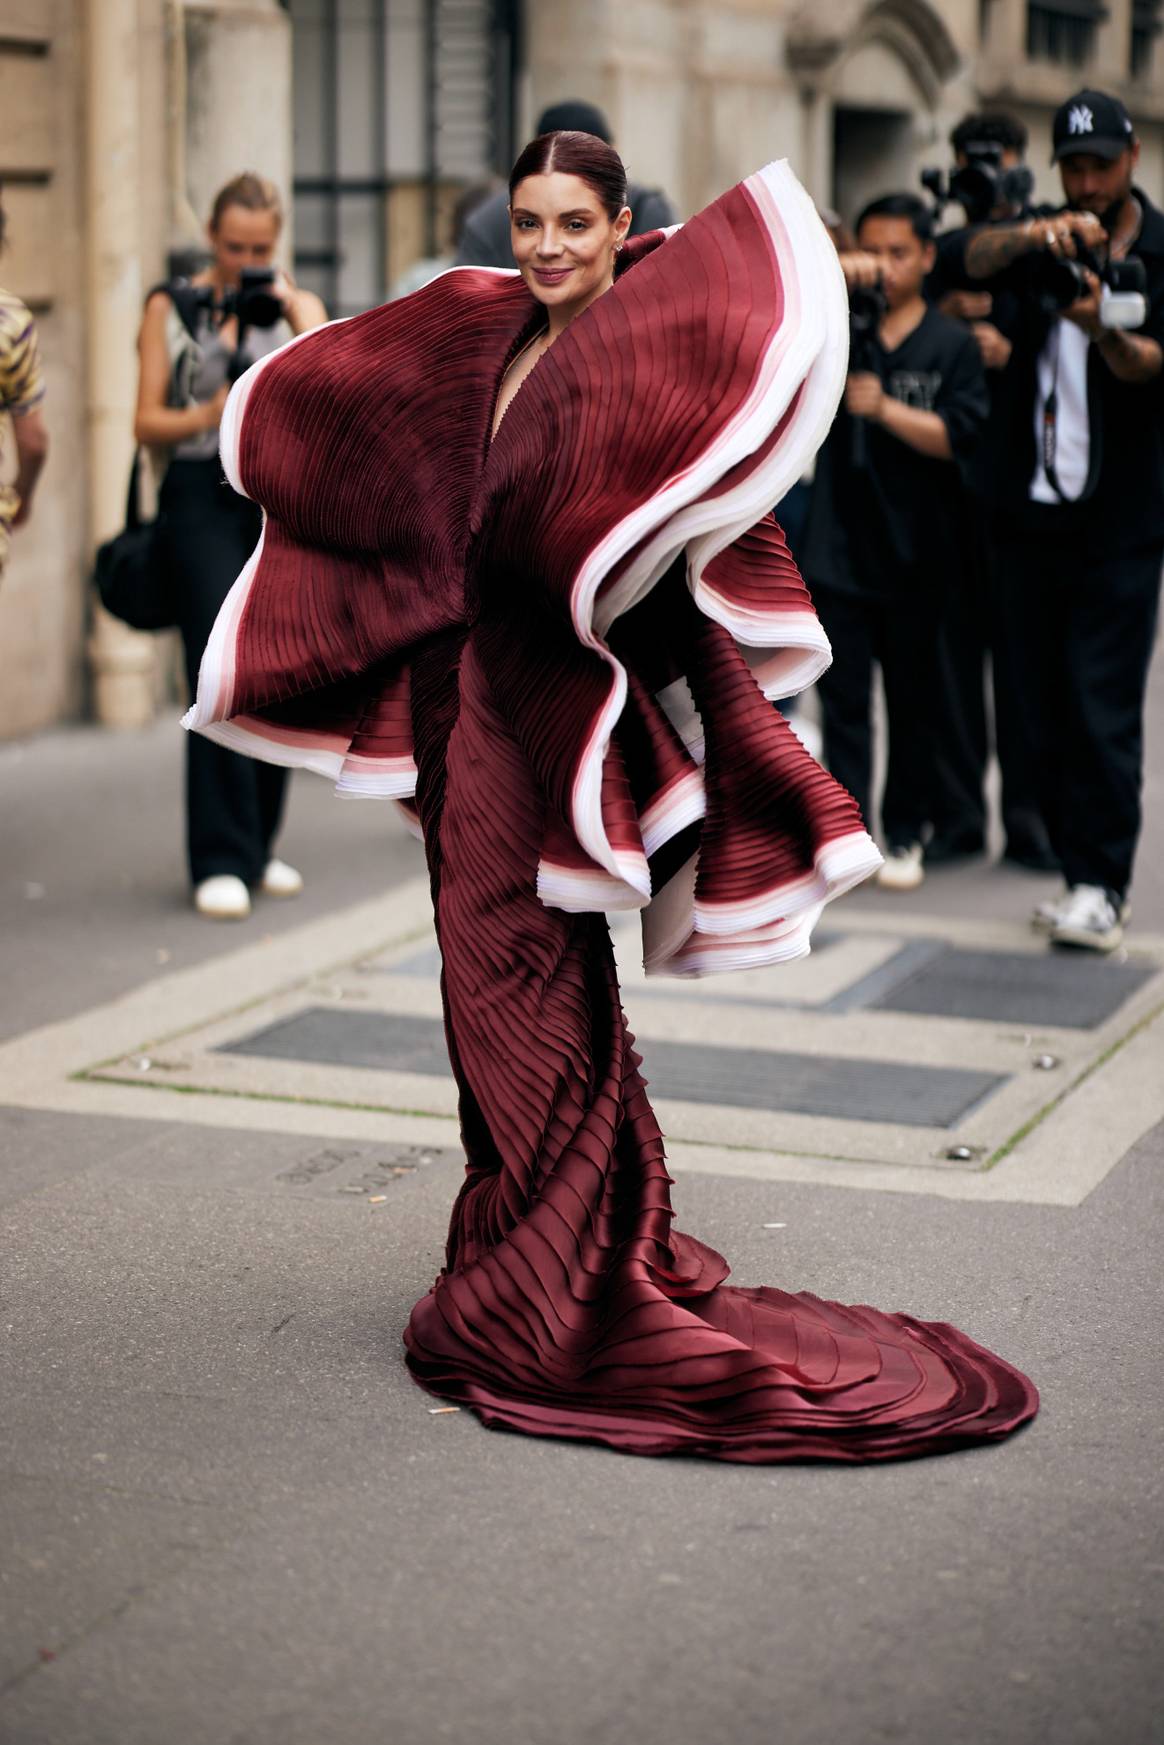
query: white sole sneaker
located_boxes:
[1034,895,1130,934]
[194,874,251,920]
[1050,917,1124,952]
[260,858,304,899]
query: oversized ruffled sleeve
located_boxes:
[184,159,881,973]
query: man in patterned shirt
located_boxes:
[0,193,49,579]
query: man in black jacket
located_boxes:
[964,89,1164,951]
[453,100,676,268]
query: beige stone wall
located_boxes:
[0,1,91,738]
[0,0,294,740]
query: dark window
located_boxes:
[289,0,521,317]
[1026,0,1107,64]
[1132,0,1163,75]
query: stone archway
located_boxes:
[787,0,961,106]
[787,0,962,223]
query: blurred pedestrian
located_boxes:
[0,187,49,582]
[963,90,1164,951]
[453,100,675,268]
[134,172,327,919]
[801,193,989,891]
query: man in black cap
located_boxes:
[453,99,676,268]
[957,89,1164,951]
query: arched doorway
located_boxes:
[787,0,961,226]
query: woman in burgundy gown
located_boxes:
[185,132,1038,1461]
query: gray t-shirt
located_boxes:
[173,300,290,461]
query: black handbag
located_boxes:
[93,451,177,632]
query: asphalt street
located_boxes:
[1,659,1163,1745]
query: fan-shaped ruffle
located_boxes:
[184,160,880,972]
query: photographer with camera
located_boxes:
[961,91,1164,951]
[800,194,989,891]
[922,114,1061,872]
[134,173,327,920]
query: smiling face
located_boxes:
[509,171,631,316]
[208,204,281,289]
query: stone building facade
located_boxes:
[2,0,1163,736]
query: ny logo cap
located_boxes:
[1052,89,1136,163]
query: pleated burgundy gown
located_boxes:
[186,162,1038,1460]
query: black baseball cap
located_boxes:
[1051,89,1135,162]
[535,100,613,144]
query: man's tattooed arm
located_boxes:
[964,223,1040,280]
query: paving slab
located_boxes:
[1,1103,1161,1745]
[16,890,1155,1202]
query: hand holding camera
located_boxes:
[1027,209,1105,259]
[845,373,885,420]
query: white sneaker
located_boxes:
[194,874,251,920]
[876,842,925,892]
[1048,884,1124,953]
[260,858,303,899]
[1034,887,1130,934]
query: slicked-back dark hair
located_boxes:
[856,193,934,244]
[949,111,1029,157]
[508,131,628,221]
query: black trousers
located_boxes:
[931,505,1062,857]
[992,512,1163,898]
[813,585,945,848]
[160,459,288,886]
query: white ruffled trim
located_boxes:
[642,823,886,977]
[536,860,652,914]
[693,829,883,936]
[639,769,706,860]
[641,829,882,977]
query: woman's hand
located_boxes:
[273,271,329,335]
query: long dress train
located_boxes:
[184,161,1039,1460]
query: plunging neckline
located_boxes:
[489,322,552,447]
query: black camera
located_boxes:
[173,268,282,331]
[1035,241,1148,329]
[849,279,888,350]
[173,268,284,380]
[218,267,283,332]
[922,142,1035,227]
[848,276,889,469]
